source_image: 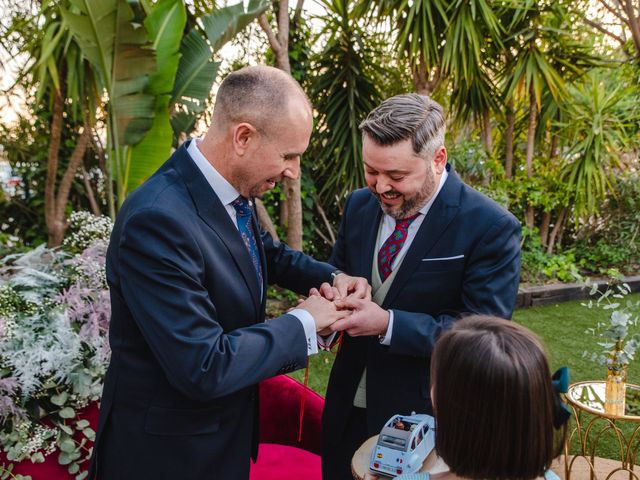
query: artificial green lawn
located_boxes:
[288,293,640,461]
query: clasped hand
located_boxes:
[302,274,390,338]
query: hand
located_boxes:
[308,283,340,301]
[330,297,389,337]
[297,295,352,332]
[333,274,371,301]
[363,474,379,480]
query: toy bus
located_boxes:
[370,413,436,477]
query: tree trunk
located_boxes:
[47,124,91,247]
[525,207,535,230]
[540,211,551,247]
[45,90,65,247]
[550,133,559,161]
[524,85,537,230]
[505,98,515,179]
[82,166,101,216]
[547,207,567,254]
[412,62,441,95]
[482,108,493,153]
[525,85,537,178]
[256,198,279,241]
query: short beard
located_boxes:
[371,170,438,220]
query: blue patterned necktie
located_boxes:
[232,196,263,287]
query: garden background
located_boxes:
[0,0,639,478]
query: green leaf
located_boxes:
[127,98,173,193]
[51,392,69,406]
[58,451,73,465]
[59,407,76,419]
[171,31,219,106]
[145,0,186,95]
[31,452,45,464]
[82,427,96,441]
[62,0,157,147]
[68,463,80,474]
[200,0,269,53]
[76,419,90,429]
[58,423,74,435]
[60,437,77,453]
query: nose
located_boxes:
[283,158,300,180]
[375,178,392,194]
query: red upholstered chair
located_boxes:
[250,375,324,480]
[0,376,324,479]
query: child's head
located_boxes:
[431,316,566,480]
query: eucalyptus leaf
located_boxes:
[76,419,90,429]
[59,407,76,419]
[59,437,77,453]
[51,392,69,406]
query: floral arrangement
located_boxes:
[0,212,113,480]
[583,280,640,373]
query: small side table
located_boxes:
[565,381,640,480]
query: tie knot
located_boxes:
[395,212,420,229]
[232,196,252,216]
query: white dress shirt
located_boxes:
[187,139,318,355]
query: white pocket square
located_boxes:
[421,254,465,262]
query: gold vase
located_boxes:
[604,362,627,416]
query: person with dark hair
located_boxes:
[88,65,369,480]
[319,93,522,480]
[365,315,569,480]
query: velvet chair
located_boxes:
[250,375,323,480]
[0,376,324,479]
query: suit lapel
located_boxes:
[172,143,262,310]
[382,167,463,308]
[358,198,383,281]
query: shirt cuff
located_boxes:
[379,310,394,346]
[318,331,338,351]
[289,308,318,356]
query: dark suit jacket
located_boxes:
[90,143,334,479]
[322,165,521,446]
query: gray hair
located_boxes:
[213,65,310,135]
[359,93,446,159]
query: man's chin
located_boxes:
[249,183,276,199]
[380,203,404,220]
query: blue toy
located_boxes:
[370,413,436,477]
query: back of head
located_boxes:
[359,93,446,159]
[212,65,310,136]
[431,316,565,480]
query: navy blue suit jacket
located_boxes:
[322,165,521,445]
[91,144,334,479]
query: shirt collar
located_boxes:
[187,137,240,207]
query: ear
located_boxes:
[433,146,447,174]
[232,122,259,156]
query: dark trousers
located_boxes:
[322,407,369,480]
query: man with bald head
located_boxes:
[89,66,367,479]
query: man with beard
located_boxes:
[318,94,521,480]
[89,66,368,480]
